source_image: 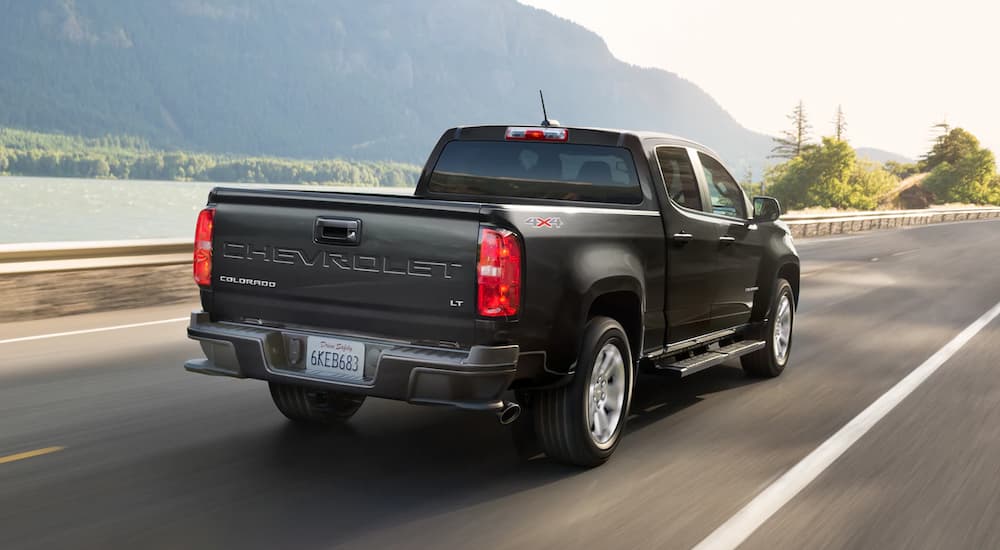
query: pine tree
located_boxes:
[833,105,847,141]
[771,100,812,159]
[919,121,951,170]
[920,123,984,172]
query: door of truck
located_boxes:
[691,151,766,331]
[652,145,721,343]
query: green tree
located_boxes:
[923,148,1000,204]
[920,126,980,172]
[849,161,898,210]
[0,126,422,186]
[766,137,897,210]
[883,160,919,180]
[92,157,111,178]
[917,126,1000,205]
[801,137,854,207]
[771,100,812,159]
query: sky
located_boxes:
[519,0,999,160]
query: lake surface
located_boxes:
[0,176,411,244]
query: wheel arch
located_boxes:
[752,256,800,321]
[546,243,649,375]
[585,287,643,362]
[777,262,800,308]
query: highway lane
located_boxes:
[2,220,1000,549]
[742,311,1000,550]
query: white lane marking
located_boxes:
[694,298,1000,550]
[0,317,189,345]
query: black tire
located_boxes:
[268,382,365,425]
[534,316,633,467]
[741,278,795,378]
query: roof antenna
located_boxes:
[539,90,559,127]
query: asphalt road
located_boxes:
[3,220,1000,550]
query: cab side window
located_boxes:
[699,153,747,219]
[656,147,703,211]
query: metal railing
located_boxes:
[781,207,1000,238]
[4,207,1000,274]
[0,238,191,275]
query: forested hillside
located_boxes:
[0,0,776,172]
[0,127,420,185]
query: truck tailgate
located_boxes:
[208,188,482,347]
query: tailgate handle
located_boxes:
[314,218,361,246]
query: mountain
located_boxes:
[0,0,774,172]
[856,147,913,165]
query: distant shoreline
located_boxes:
[0,173,414,190]
[0,127,421,187]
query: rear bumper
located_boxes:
[184,312,519,411]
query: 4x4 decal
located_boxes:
[525,216,563,228]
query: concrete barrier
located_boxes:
[782,207,1000,239]
[1,264,196,323]
[0,239,196,322]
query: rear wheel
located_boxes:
[741,278,794,378]
[268,382,365,425]
[534,316,633,467]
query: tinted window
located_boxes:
[656,147,702,211]
[428,141,642,204]
[699,153,747,219]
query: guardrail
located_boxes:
[781,207,1000,238]
[0,238,191,275]
[4,207,1000,274]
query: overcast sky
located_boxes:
[519,0,999,160]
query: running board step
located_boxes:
[718,340,768,357]
[655,340,766,378]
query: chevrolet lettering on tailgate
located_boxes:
[223,242,462,278]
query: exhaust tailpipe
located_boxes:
[497,401,521,425]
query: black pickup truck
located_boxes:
[185,124,799,467]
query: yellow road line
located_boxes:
[0,446,65,464]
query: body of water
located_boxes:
[0,176,410,244]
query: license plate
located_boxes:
[305,336,366,382]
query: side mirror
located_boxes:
[752,196,782,222]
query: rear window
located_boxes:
[428,141,642,204]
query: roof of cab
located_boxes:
[452,124,722,159]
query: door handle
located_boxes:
[719,235,736,245]
[314,217,361,245]
[672,232,694,243]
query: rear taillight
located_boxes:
[193,208,215,287]
[477,227,522,317]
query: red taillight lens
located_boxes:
[477,227,522,317]
[193,208,215,287]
